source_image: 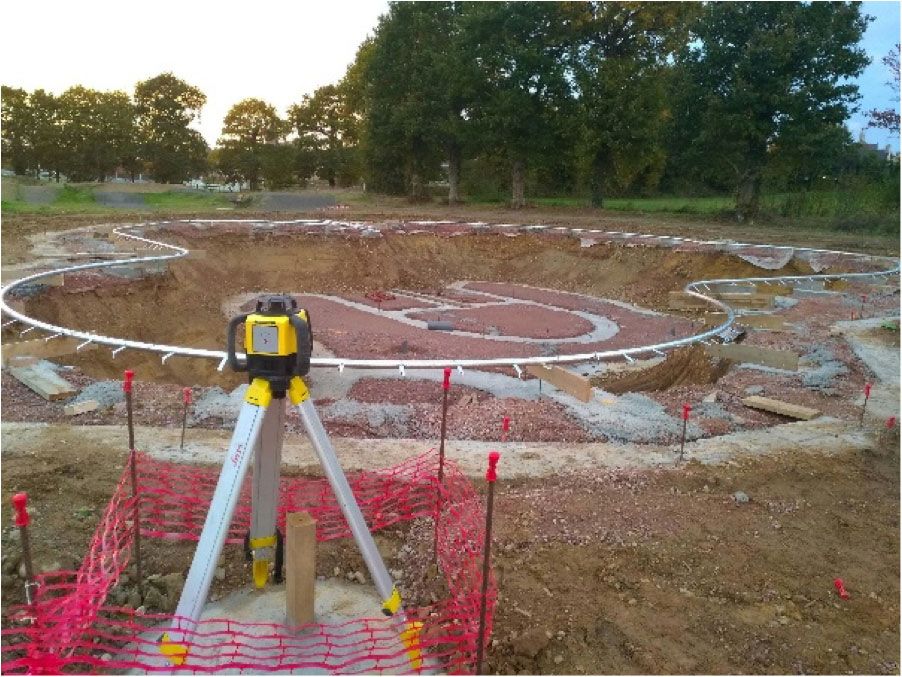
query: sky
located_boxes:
[0,0,390,145]
[1,0,899,150]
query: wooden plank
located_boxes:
[755,283,793,296]
[286,512,316,627]
[8,364,77,401]
[1,337,98,365]
[704,343,799,371]
[669,291,775,310]
[525,365,593,403]
[699,313,789,331]
[742,396,820,420]
[64,399,99,416]
[709,292,775,308]
[668,291,713,310]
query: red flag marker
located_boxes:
[183,387,192,405]
[860,383,872,425]
[834,578,850,600]
[12,493,29,527]
[501,416,510,443]
[443,367,451,391]
[123,369,134,394]
[887,416,896,429]
[682,404,692,421]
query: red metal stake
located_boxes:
[12,493,37,605]
[476,451,500,676]
[180,387,192,450]
[123,370,143,594]
[501,416,510,443]
[860,382,872,426]
[434,367,452,563]
[679,404,691,462]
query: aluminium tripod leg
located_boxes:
[161,378,274,665]
[288,376,401,616]
[249,398,285,587]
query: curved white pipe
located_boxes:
[0,220,897,372]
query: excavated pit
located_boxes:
[19,227,817,387]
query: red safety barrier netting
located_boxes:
[1,451,495,674]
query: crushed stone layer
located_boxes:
[0,418,878,480]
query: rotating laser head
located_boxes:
[227,294,313,394]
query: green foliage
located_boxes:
[134,73,209,183]
[289,84,361,187]
[360,2,461,198]
[56,86,137,181]
[217,98,287,190]
[669,1,870,220]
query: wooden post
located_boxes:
[286,512,317,627]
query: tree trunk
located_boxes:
[328,176,336,188]
[735,168,762,221]
[409,170,425,201]
[589,151,610,208]
[448,142,461,205]
[510,159,526,209]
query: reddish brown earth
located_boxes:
[408,303,595,339]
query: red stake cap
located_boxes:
[486,451,500,483]
[183,387,192,404]
[865,383,872,397]
[12,493,29,527]
[443,367,451,391]
[502,416,510,432]
[123,370,134,393]
[682,404,692,421]
[887,416,897,429]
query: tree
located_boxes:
[57,86,136,181]
[135,73,209,183]
[1,86,32,175]
[217,98,287,190]
[360,2,457,199]
[569,3,696,206]
[867,43,900,135]
[288,84,359,187]
[462,2,575,207]
[29,89,66,181]
[677,2,870,220]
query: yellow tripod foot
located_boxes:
[160,632,188,666]
[252,559,270,588]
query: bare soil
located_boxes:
[1,426,897,674]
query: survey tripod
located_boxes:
[160,295,405,666]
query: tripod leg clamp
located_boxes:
[288,376,309,405]
[245,378,273,407]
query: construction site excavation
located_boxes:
[1,218,899,675]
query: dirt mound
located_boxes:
[593,346,731,394]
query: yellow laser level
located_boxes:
[226,294,313,395]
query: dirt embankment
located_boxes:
[593,346,732,394]
[21,230,812,383]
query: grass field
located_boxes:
[0,180,232,215]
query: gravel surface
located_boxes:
[408,303,595,339]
